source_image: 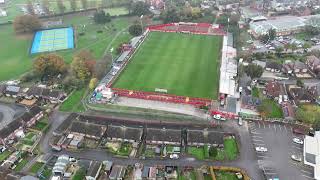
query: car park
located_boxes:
[291,154,302,162]
[255,146,268,152]
[293,137,303,145]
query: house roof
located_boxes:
[86,161,102,178]
[0,119,23,139]
[306,55,320,66]
[109,165,126,180]
[107,125,142,141]
[29,106,42,116]
[265,81,283,97]
[54,113,79,135]
[5,86,20,94]
[69,121,106,138]
[146,128,181,143]
[26,87,43,97]
[187,130,224,145]
[266,61,282,70]
[19,113,33,123]
[288,86,314,102]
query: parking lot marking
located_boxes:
[293,145,303,150]
[301,170,313,175]
[253,143,266,146]
[252,135,263,139]
[251,131,261,135]
[302,174,314,179]
[263,122,266,128]
[279,124,282,131]
[269,123,271,129]
[284,125,287,133]
[258,122,261,128]
[252,139,264,142]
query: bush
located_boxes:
[129,24,143,37]
[209,146,218,157]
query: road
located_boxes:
[39,112,264,180]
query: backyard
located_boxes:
[215,171,238,180]
[258,99,284,118]
[0,151,12,162]
[29,162,44,174]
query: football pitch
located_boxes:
[113,32,222,99]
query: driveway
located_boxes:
[248,121,314,180]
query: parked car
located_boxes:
[293,137,303,145]
[169,154,179,159]
[291,154,302,162]
[213,114,226,121]
[238,117,243,126]
[239,87,243,93]
[69,157,77,162]
[0,146,6,153]
[255,146,268,152]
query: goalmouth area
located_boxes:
[109,23,225,106]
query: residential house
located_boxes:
[1,151,21,169]
[265,61,282,73]
[5,86,20,97]
[24,86,66,103]
[287,85,313,104]
[187,130,224,147]
[69,121,107,140]
[283,61,308,75]
[106,125,142,143]
[264,81,287,102]
[24,106,43,127]
[109,165,126,180]
[306,84,320,104]
[85,161,102,180]
[0,119,23,145]
[306,55,320,74]
[53,113,79,136]
[145,128,181,145]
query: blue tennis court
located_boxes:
[30,27,74,54]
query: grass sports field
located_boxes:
[113,32,222,99]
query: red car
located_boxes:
[293,128,305,135]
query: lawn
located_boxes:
[34,121,48,131]
[0,151,12,162]
[251,87,259,98]
[215,171,238,180]
[105,7,129,16]
[0,25,33,81]
[39,166,52,180]
[179,170,197,180]
[14,158,28,172]
[117,142,133,156]
[25,132,37,140]
[223,138,238,160]
[72,168,86,180]
[113,32,222,99]
[188,146,206,160]
[259,99,284,118]
[59,88,86,112]
[29,162,44,174]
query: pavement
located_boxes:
[248,120,314,180]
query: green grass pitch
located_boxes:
[112,32,222,99]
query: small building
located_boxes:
[187,130,224,147]
[85,161,102,180]
[109,165,126,180]
[304,131,320,180]
[145,128,181,145]
[306,55,320,74]
[264,81,286,101]
[5,86,20,97]
[106,125,142,143]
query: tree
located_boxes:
[89,78,98,90]
[244,64,264,79]
[26,1,35,15]
[275,47,283,57]
[261,29,276,43]
[296,79,304,87]
[128,24,143,36]
[81,0,88,9]
[69,0,77,11]
[130,1,149,16]
[33,54,66,78]
[284,43,290,52]
[57,0,66,14]
[93,10,111,24]
[13,15,42,34]
[161,8,180,23]
[305,25,320,36]
[290,43,297,52]
[303,43,311,50]
[42,0,50,15]
[74,50,96,73]
[209,146,218,157]
[71,56,91,82]
[93,55,111,79]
